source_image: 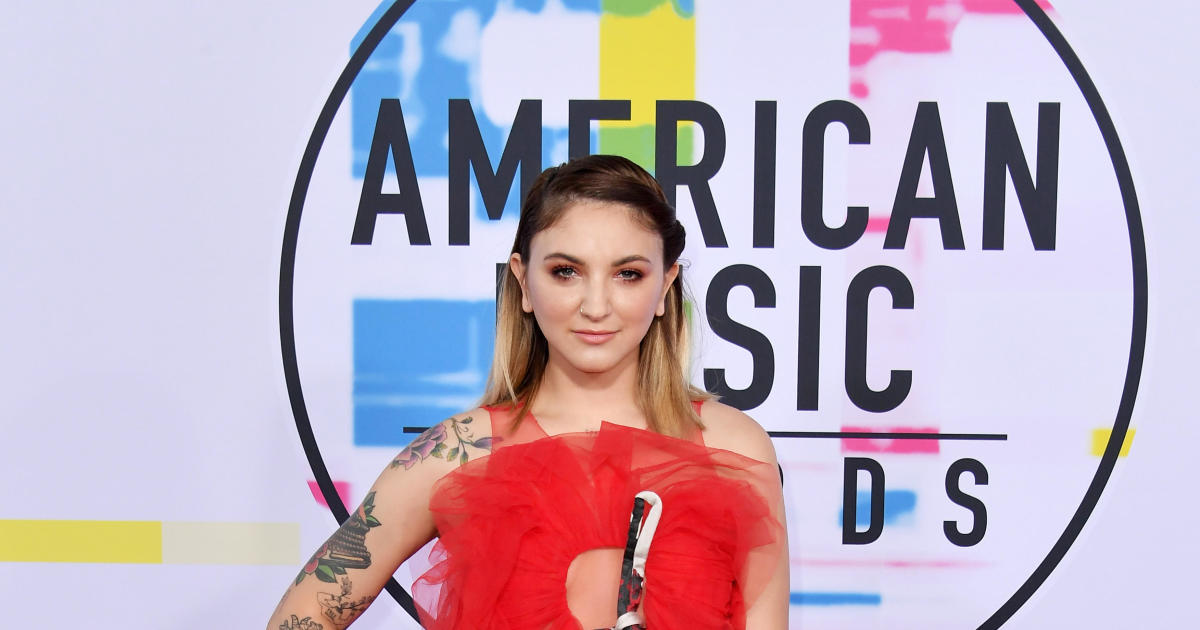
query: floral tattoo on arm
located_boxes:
[391,416,494,469]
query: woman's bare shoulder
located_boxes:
[387,407,497,474]
[698,400,778,465]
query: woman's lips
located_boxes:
[574,330,616,344]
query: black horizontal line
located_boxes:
[767,431,1008,441]
[405,426,1006,441]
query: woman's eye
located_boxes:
[551,266,577,279]
[617,269,644,281]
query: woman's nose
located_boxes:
[579,278,611,319]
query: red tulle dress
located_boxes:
[413,404,784,629]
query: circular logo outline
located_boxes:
[278,1,1146,625]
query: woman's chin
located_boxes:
[556,349,637,377]
[566,359,622,375]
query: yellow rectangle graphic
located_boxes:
[1091,428,1135,457]
[0,520,162,564]
[162,521,300,565]
[599,2,695,126]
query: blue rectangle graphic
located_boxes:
[790,591,882,606]
[353,299,495,446]
[838,489,918,528]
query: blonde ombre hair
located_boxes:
[479,154,711,439]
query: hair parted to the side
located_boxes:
[478,154,711,439]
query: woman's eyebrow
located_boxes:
[543,253,652,267]
[611,255,651,266]
[543,252,584,265]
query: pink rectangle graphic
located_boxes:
[849,0,1055,98]
[865,216,890,233]
[307,480,352,509]
[797,557,987,569]
[841,425,941,454]
[962,0,1054,15]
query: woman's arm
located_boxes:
[743,482,790,629]
[699,402,791,629]
[265,410,494,629]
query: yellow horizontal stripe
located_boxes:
[1091,427,1135,457]
[162,522,299,565]
[0,520,161,563]
[0,520,301,565]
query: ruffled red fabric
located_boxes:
[413,408,783,630]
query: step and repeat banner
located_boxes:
[2,1,1192,629]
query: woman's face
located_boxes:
[512,199,679,377]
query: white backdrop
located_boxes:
[0,1,1196,628]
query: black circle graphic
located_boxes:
[279,0,1146,625]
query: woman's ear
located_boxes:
[509,253,533,313]
[656,263,681,316]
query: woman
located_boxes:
[267,155,789,629]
